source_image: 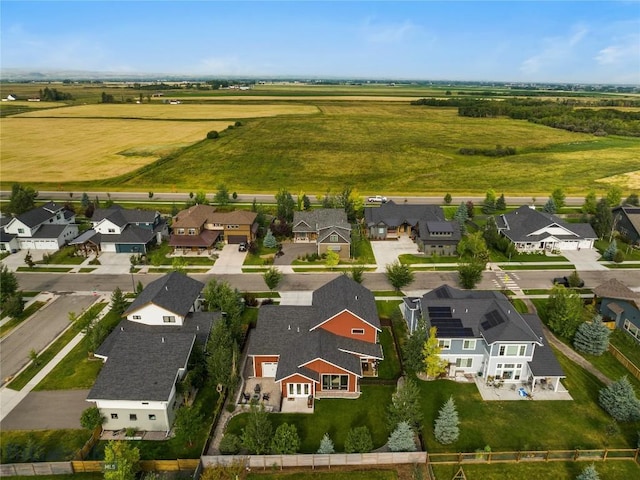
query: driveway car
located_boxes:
[238,242,248,252]
[367,195,388,204]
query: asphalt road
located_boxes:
[0,190,588,206]
[0,294,97,382]
[16,270,640,295]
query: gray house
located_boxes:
[612,206,640,246]
[292,209,352,260]
[2,201,77,250]
[87,272,214,432]
[364,201,460,255]
[594,278,640,343]
[402,285,565,392]
[496,205,596,253]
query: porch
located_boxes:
[238,357,282,412]
[474,377,572,401]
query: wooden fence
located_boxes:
[202,452,427,469]
[70,458,200,473]
[609,344,640,380]
[426,448,640,466]
[74,426,103,460]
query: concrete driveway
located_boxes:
[279,291,314,305]
[210,244,247,274]
[0,294,98,383]
[561,248,608,271]
[274,243,316,266]
[0,249,56,272]
[370,236,420,272]
[0,390,91,430]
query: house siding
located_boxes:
[281,373,315,398]
[318,242,350,259]
[600,298,640,340]
[253,355,279,377]
[126,304,186,326]
[93,398,174,432]
[318,311,378,343]
[303,359,357,393]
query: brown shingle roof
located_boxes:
[594,278,640,304]
[172,205,217,229]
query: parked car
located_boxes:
[238,242,248,252]
[367,195,388,203]
[553,276,584,288]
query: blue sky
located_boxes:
[2,1,639,83]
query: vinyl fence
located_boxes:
[202,452,427,470]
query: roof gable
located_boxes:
[498,206,596,242]
[125,272,203,318]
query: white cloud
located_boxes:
[595,34,640,65]
[520,24,589,75]
[361,17,420,44]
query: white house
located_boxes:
[402,285,566,393]
[87,272,214,432]
[495,205,596,253]
[3,202,77,250]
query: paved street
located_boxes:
[0,294,97,383]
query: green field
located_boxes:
[1,82,638,195]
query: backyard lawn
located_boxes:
[417,349,640,453]
[225,385,395,453]
[376,327,401,380]
[247,471,398,480]
[610,329,640,367]
[0,429,91,462]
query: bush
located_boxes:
[243,292,258,307]
[206,130,219,139]
[219,433,242,455]
[344,426,373,453]
[613,250,624,263]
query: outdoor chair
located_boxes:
[242,392,251,402]
[254,384,261,394]
[262,392,270,401]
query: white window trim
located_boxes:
[438,339,451,350]
[462,339,476,350]
[351,328,365,335]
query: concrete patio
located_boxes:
[474,377,572,401]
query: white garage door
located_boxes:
[262,362,278,377]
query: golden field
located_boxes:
[15,103,320,119]
[1,117,233,182]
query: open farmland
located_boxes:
[15,103,319,119]
[1,117,233,182]
[105,102,640,195]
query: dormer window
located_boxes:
[330,234,339,243]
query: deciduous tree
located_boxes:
[173,405,203,447]
[344,426,373,453]
[214,184,230,205]
[444,193,452,205]
[606,186,623,207]
[546,285,585,340]
[385,261,414,291]
[0,264,18,305]
[423,326,447,379]
[271,423,300,454]
[103,440,140,480]
[551,188,566,209]
[275,188,295,223]
[8,183,38,215]
[582,190,597,214]
[242,403,273,454]
[591,198,612,239]
[403,319,428,372]
[80,406,104,431]
[263,266,283,291]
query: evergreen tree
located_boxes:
[81,192,91,208]
[263,230,278,249]
[434,397,460,445]
[110,287,127,315]
[386,378,423,430]
[625,193,639,206]
[573,321,611,356]
[344,426,373,453]
[242,403,273,454]
[403,319,428,372]
[275,188,295,222]
[603,240,617,261]
[543,197,557,214]
[576,463,600,480]
[317,433,335,454]
[271,423,300,454]
[496,193,506,211]
[591,199,613,239]
[465,201,475,219]
[214,184,230,205]
[388,421,417,452]
[454,202,469,235]
[444,193,452,205]
[8,183,38,215]
[302,194,311,210]
[481,189,497,214]
[0,264,19,305]
[423,326,448,378]
[598,376,640,422]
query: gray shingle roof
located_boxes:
[125,272,204,318]
[88,332,195,401]
[365,201,444,228]
[293,209,350,233]
[418,220,461,244]
[497,206,597,243]
[522,314,565,377]
[31,224,73,239]
[92,205,159,227]
[15,202,64,228]
[100,224,156,245]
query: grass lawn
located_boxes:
[2,476,103,480]
[78,267,97,273]
[91,382,221,460]
[16,266,72,272]
[606,263,640,269]
[399,254,458,265]
[148,242,215,266]
[37,246,85,265]
[431,460,640,480]
[377,327,401,380]
[7,302,107,391]
[34,306,123,391]
[247,470,398,480]
[417,348,640,453]
[373,291,404,297]
[581,350,640,391]
[351,229,375,264]
[489,250,569,263]
[225,385,395,453]
[376,300,402,321]
[0,429,92,462]
[509,298,529,314]
[244,245,279,266]
[610,329,640,367]
[596,238,640,261]
[0,301,46,338]
[501,264,574,271]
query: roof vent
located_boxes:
[297,326,300,333]
[165,286,168,291]
[161,337,165,343]
[196,325,200,331]
[120,326,124,331]
[452,308,455,313]
[465,308,468,313]
[288,324,291,330]
[355,295,358,301]
[508,309,511,314]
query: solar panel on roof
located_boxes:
[428,306,450,313]
[480,310,505,330]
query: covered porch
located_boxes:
[474,376,572,401]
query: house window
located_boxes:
[132,315,141,320]
[351,328,365,335]
[378,227,385,235]
[129,414,137,421]
[18,228,24,234]
[330,234,339,243]
[455,358,473,368]
[148,414,156,421]
[495,363,523,380]
[287,383,310,397]
[624,319,640,341]
[111,413,118,419]
[177,228,185,235]
[322,374,349,391]
[163,316,176,323]
[108,228,116,233]
[438,339,451,350]
[188,228,196,235]
[498,344,527,356]
[462,339,476,350]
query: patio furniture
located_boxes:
[518,387,528,398]
[242,392,251,402]
[262,392,270,401]
[252,393,261,402]
[254,384,261,394]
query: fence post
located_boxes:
[574,450,579,461]
[603,449,608,461]
[545,451,549,461]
